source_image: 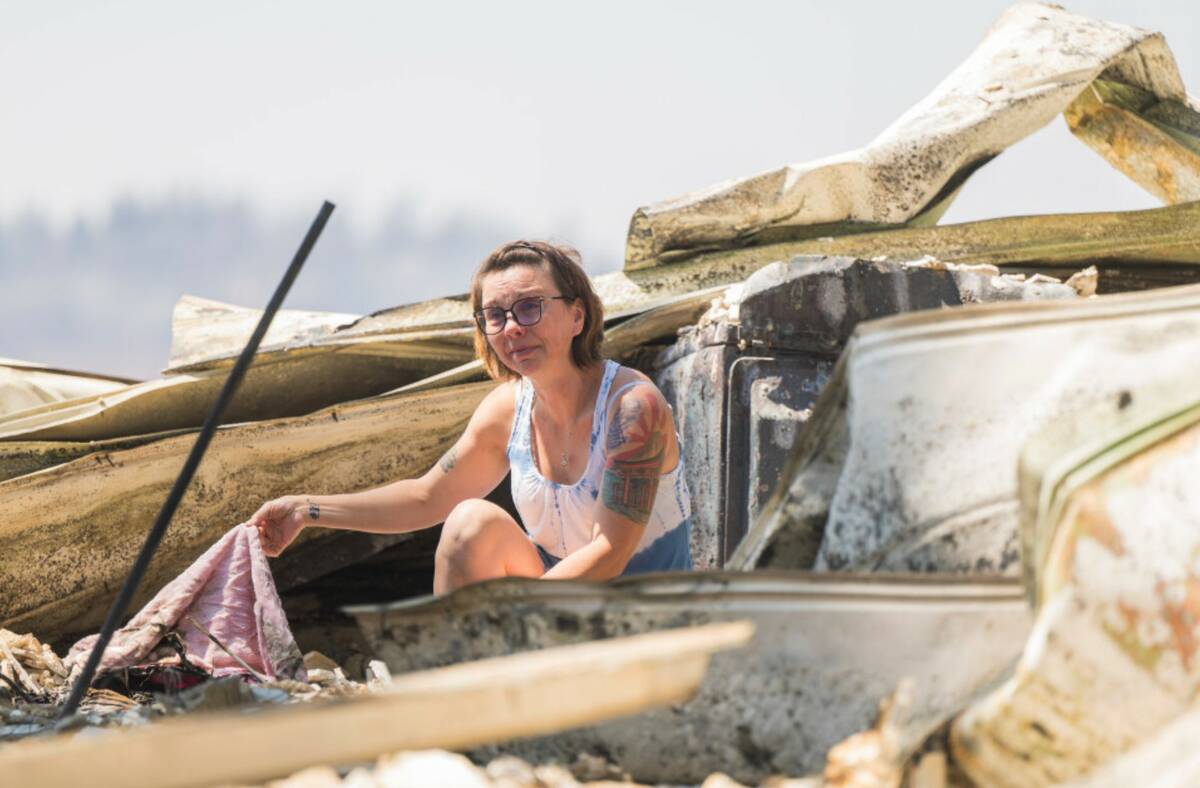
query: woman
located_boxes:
[250,240,693,594]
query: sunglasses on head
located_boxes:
[474,295,573,335]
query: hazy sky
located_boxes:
[2,1,1197,377]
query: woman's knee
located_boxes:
[438,499,507,555]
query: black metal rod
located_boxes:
[59,201,335,718]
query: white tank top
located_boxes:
[507,360,692,561]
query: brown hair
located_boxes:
[469,240,605,381]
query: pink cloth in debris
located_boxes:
[68,523,305,681]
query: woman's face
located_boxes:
[479,263,584,377]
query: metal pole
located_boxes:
[59,201,335,718]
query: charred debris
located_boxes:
[4,3,1200,786]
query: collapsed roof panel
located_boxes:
[0,281,726,446]
[0,359,136,420]
[619,201,1200,298]
[0,342,474,444]
[73,192,1194,450]
[166,296,361,372]
[0,380,494,641]
[0,285,764,639]
[0,429,195,484]
[624,2,1188,268]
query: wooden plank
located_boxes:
[0,621,754,788]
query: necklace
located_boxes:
[533,394,575,474]
[533,368,600,475]
[559,423,572,470]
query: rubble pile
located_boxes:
[0,641,372,742]
[3,2,1200,785]
[0,630,66,700]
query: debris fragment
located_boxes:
[302,651,341,673]
[65,524,305,683]
[0,358,134,419]
[823,681,909,788]
[347,573,1027,783]
[365,660,392,690]
[1065,265,1099,297]
[1066,78,1200,205]
[952,386,1200,785]
[733,281,1200,577]
[0,623,753,787]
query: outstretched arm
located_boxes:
[542,383,674,580]
[253,383,514,556]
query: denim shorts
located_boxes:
[533,519,693,576]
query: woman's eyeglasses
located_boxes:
[474,295,572,335]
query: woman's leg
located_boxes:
[433,499,544,594]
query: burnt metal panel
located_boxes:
[724,356,834,561]
[649,255,1081,568]
[346,571,1031,785]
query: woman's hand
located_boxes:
[248,496,306,557]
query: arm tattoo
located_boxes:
[306,498,320,520]
[601,389,668,524]
[438,445,459,474]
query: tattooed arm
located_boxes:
[252,382,514,556]
[542,382,675,580]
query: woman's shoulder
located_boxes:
[609,363,656,393]
[606,364,669,416]
[477,378,521,415]
[603,363,679,460]
[466,379,521,435]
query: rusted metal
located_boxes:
[1066,78,1200,205]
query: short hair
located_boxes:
[469,240,605,381]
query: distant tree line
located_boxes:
[0,196,606,379]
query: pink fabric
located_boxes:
[68,524,305,681]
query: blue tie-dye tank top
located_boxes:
[506,360,693,574]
